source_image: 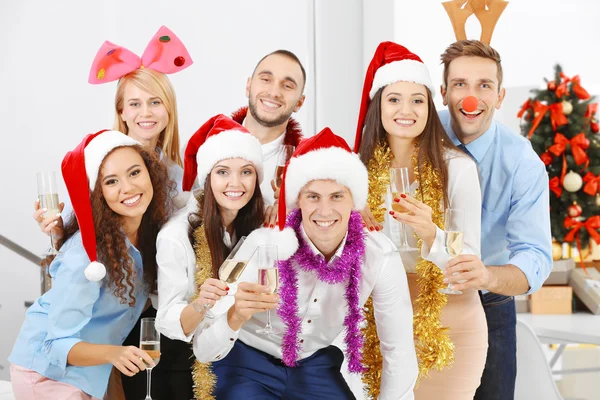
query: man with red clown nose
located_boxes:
[438,40,552,399]
[192,127,417,399]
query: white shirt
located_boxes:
[383,150,482,271]
[242,118,286,206]
[155,193,233,342]
[192,225,418,400]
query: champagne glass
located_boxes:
[36,172,60,255]
[439,208,465,295]
[255,245,281,336]
[140,317,160,400]
[202,236,249,319]
[390,167,418,252]
[273,145,295,189]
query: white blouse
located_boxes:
[155,193,233,342]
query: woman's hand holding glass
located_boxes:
[389,193,437,250]
[106,345,155,377]
[192,278,228,314]
[33,199,65,238]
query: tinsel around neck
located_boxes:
[277,208,367,373]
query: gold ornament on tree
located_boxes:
[562,100,573,115]
[596,194,600,206]
[563,170,583,192]
[552,240,562,261]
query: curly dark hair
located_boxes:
[44,146,174,306]
[188,173,265,278]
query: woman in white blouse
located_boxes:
[155,114,265,347]
[354,42,487,399]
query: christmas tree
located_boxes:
[519,65,599,253]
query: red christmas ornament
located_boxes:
[540,151,553,166]
[568,202,583,218]
[547,81,557,91]
[591,119,599,134]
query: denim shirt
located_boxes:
[439,110,552,294]
[9,231,148,398]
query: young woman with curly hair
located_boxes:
[10,130,173,400]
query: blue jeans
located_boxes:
[213,341,356,399]
[474,292,517,400]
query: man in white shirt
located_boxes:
[193,127,417,400]
[231,49,305,208]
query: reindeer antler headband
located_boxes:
[442,0,508,44]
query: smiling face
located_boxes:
[380,81,429,142]
[441,56,505,144]
[297,179,354,258]
[246,53,305,128]
[209,157,257,214]
[119,81,169,149]
[99,146,153,227]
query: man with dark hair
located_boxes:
[438,39,552,400]
[231,50,306,212]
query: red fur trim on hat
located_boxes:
[231,106,303,147]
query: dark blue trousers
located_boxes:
[213,340,356,400]
[474,292,517,400]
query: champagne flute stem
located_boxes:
[49,232,57,253]
[145,368,152,400]
[400,222,409,247]
[265,309,272,330]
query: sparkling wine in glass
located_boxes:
[36,172,60,255]
[202,236,248,320]
[255,245,281,336]
[390,167,418,252]
[273,145,295,189]
[140,317,160,400]
[439,208,465,295]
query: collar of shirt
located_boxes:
[241,117,286,159]
[299,222,348,265]
[445,118,497,164]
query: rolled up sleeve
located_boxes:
[43,244,101,373]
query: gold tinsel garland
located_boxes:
[361,142,454,399]
[191,225,217,400]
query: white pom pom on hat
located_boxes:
[84,261,107,281]
[247,227,299,261]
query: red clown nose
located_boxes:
[462,96,479,113]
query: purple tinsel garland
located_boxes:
[277,208,366,373]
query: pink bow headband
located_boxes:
[88,25,193,84]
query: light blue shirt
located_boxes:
[439,110,552,294]
[9,232,148,398]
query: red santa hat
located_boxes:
[247,127,368,260]
[278,127,368,230]
[354,41,434,152]
[61,130,142,281]
[182,114,263,191]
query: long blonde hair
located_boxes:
[114,68,183,167]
